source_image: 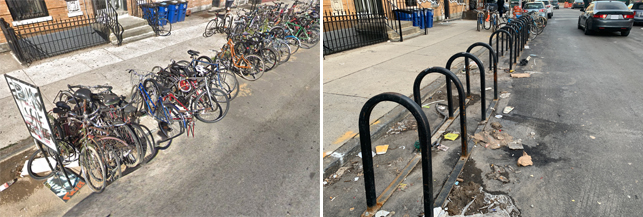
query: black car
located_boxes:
[578,1,634,36]
[572,0,584,9]
[632,2,643,25]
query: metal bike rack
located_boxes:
[489,29,513,70]
[359,92,434,217]
[444,52,487,121]
[466,42,498,100]
[501,25,520,65]
[413,67,469,156]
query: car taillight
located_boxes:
[623,14,634,19]
[540,9,545,12]
[593,14,607,18]
[524,9,528,12]
[547,5,551,8]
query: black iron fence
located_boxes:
[0,1,122,64]
[323,10,388,55]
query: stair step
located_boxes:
[387,25,421,39]
[117,15,149,29]
[110,23,155,44]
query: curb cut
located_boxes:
[323,47,491,179]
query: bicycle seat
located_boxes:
[101,93,121,106]
[187,50,200,56]
[157,84,174,95]
[55,101,71,112]
[74,88,93,101]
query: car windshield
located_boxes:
[634,3,643,9]
[537,1,550,5]
[526,3,544,9]
[595,2,628,10]
[574,0,583,2]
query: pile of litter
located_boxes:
[444,182,520,217]
[386,119,417,135]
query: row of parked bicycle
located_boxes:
[25,1,320,193]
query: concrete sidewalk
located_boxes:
[323,20,495,175]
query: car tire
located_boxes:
[577,19,582,29]
[621,30,630,36]
[584,20,592,35]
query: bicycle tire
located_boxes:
[269,26,287,39]
[158,103,185,142]
[238,54,265,81]
[298,28,319,49]
[81,145,107,193]
[196,56,215,76]
[275,42,291,64]
[210,70,239,101]
[205,19,218,37]
[26,144,58,180]
[477,13,482,31]
[157,18,172,36]
[131,124,156,163]
[261,48,279,71]
[99,141,122,182]
[142,79,160,116]
[193,88,230,123]
[483,12,491,30]
[112,126,142,168]
[285,36,300,54]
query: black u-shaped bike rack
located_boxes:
[359,92,434,217]
[501,25,520,66]
[413,67,469,157]
[466,42,498,100]
[444,52,487,121]
[490,29,513,70]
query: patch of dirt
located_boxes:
[0,178,43,205]
[446,181,486,215]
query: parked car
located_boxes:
[552,0,560,9]
[536,0,554,18]
[572,0,584,9]
[578,1,634,36]
[632,2,643,25]
[524,2,548,18]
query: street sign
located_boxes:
[5,75,58,153]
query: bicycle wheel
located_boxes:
[483,13,491,30]
[210,70,239,101]
[157,18,172,36]
[131,124,156,163]
[261,48,279,71]
[27,144,58,180]
[158,104,185,142]
[99,141,122,182]
[477,13,483,31]
[81,145,106,193]
[193,88,230,123]
[204,18,218,37]
[238,54,265,81]
[275,42,291,64]
[299,28,320,49]
[142,79,160,116]
[224,15,234,34]
[195,56,215,76]
[285,36,300,54]
[111,126,142,168]
[269,26,286,39]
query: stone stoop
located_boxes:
[110,15,155,45]
[387,20,423,42]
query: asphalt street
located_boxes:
[480,8,643,216]
[62,45,321,216]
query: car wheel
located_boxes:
[584,20,591,35]
[621,29,630,36]
[577,18,582,29]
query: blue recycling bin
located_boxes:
[178,0,187,22]
[394,10,412,21]
[166,1,180,23]
[141,3,156,20]
[156,2,169,24]
[424,9,434,28]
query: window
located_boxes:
[5,0,49,21]
[595,2,627,10]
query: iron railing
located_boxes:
[0,1,123,64]
[323,10,388,55]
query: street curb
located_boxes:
[323,47,490,179]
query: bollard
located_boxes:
[413,67,469,157]
[359,92,434,217]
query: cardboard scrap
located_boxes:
[472,131,514,150]
[375,145,389,155]
[517,151,533,167]
[511,73,531,78]
[503,106,514,114]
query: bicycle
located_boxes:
[216,38,265,81]
[204,11,234,37]
[177,50,240,101]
